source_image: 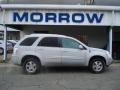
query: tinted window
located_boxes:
[20,37,38,46]
[38,37,60,47]
[61,38,80,49]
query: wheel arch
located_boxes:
[21,55,41,66]
[89,55,106,66]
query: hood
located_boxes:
[89,47,108,53]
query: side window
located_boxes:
[61,38,80,49]
[38,37,60,47]
[20,37,38,46]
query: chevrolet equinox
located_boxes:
[12,34,113,74]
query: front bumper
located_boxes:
[106,55,113,66]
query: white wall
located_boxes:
[1,0,120,6]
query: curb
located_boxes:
[0,63,19,68]
[113,60,120,63]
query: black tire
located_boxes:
[0,48,4,55]
[89,58,106,73]
[23,57,41,74]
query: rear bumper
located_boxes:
[12,54,21,65]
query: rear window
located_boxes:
[20,37,38,46]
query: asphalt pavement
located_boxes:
[0,54,120,90]
[0,63,120,90]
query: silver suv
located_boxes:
[12,34,113,74]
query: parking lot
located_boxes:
[0,54,120,90]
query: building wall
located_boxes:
[21,25,107,48]
[1,0,120,6]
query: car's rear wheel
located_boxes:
[23,57,41,74]
[89,58,106,73]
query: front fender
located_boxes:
[86,51,107,66]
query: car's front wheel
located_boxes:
[23,57,41,74]
[89,58,106,73]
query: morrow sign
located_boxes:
[1,9,113,25]
[13,12,104,24]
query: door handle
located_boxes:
[38,48,44,50]
[63,51,68,52]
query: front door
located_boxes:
[60,37,87,66]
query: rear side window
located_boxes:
[38,37,60,47]
[20,37,38,46]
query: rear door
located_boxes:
[36,37,62,66]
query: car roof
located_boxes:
[28,34,68,38]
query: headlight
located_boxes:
[106,51,110,55]
[106,51,111,57]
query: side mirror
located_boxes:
[79,45,84,50]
